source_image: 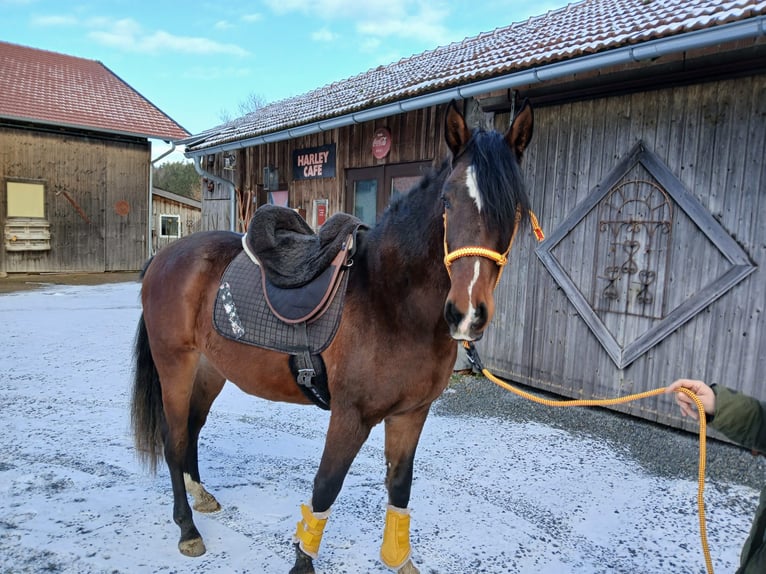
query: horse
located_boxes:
[131,99,534,574]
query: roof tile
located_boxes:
[0,41,189,141]
[186,0,766,151]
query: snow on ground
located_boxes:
[0,281,758,574]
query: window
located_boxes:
[7,181,45,218]
[160,215,180,238]
[4,180,50,251]
[345,162,430,224]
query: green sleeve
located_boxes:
[711,386,766,452]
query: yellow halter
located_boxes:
[443,208,544,288]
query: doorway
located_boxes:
[345,162,431,226]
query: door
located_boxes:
[346,162,431,226]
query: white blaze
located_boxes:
[465,165,483,212]
[455,260,482,339]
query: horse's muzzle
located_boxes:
[444,300,488,341]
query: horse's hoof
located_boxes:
[398,559,420,574]
[193,492,221,513]
[288,543,315,574]
[178,536,206,557]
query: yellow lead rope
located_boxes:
[463,342,713,574]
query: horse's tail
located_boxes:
[130,311,164,473]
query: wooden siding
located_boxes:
[202,107,445,231]
[483,75,765,431]
[106,140,150,271]
[152,193,202,253]
[1,126,149,273]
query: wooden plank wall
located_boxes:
[105,141,150,270]
[152,197,202,253]
[1,127,149,273]
[203,106,446,230]
[483,75,765,430]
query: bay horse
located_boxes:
[131,100,534,573]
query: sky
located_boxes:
[1,0,565,162]
[0,279,760,573]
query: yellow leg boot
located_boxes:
[380,504,413,570]
[293,503,330,559]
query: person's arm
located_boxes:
[709,385,766,452]
[666,379,716,420]
[667,378,766,451]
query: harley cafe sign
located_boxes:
[292,144,336,180]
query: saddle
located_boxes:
[213,205,366,409]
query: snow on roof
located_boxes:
[185,0,766,152]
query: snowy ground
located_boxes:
[0,281,759,574]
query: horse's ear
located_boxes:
[444,100,472,157]
[506,99,534,161]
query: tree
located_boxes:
[153,161,201,200]
[219,92,267,123]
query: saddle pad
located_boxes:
[213,251,348,354]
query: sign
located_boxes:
[313,199,329,229]
[293,144,336,180]
[372,127,391,159]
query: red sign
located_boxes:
[316,202,327,227]
[372,127,391,159]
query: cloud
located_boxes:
[311,27,338,42]
[262,0,453,47]
[85,18,249,57]
[30,11,249,57]
[241,13,263,23]
[30,14,78,26]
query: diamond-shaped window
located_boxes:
[536,142,755,369]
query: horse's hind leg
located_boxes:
[157,351,208,557]
[184,359,225,513]
[380,406,430,574]
[290,410,372,574]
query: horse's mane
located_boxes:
[468,129,530,240]
[373,128,530,251]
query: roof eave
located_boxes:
[184,15,766,158]
[0,113,189,142]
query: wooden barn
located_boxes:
[182,0,766,430]
[0,41,189,276]
[150,187,202,254]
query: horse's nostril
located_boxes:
[474,302,488,329]
[444,300,463,327]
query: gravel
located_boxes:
[435,373,765,491]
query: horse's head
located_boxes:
[441,99,533,341]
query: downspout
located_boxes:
[192,156,238,232]
[149,141,177,257]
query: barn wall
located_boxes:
[483,74,765,430]
[106,140,150,271]
[152,196,202,253]
[0,125,149,273]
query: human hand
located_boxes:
[666,379,716,420]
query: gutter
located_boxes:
[184,16,766,158]
[192,156,238,232]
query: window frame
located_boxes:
[159,214,181,238]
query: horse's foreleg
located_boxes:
[381,406,430,574]
[184,361,226,513]
[158,354,207,557]
[290,410,372,574]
